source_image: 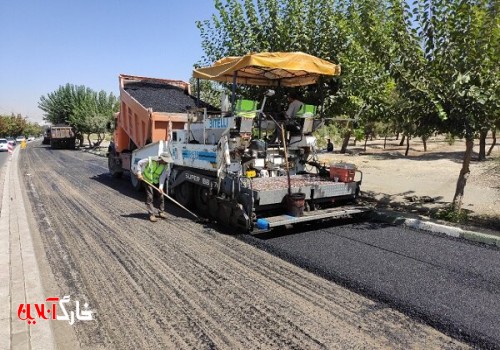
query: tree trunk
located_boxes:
[340,131,351,154]
[87,134,92,148]
[399,134,406,146]
[487,128,496,156]
[452,137,474,212]
[396,132,399,140]
[95,133,103,147]
[422,136,428,152]
[384,135,387,149]
[364,135,368,151]
[405,135,411,156]
[478,129,487,161]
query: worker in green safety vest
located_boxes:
[136,152,171,222]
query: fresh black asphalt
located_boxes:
[242,220,500,349]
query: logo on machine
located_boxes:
[181,150,217,163]
[208,117,229,129]
[185,173,212,187]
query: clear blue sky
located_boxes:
[0,0,216,124]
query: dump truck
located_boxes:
[108,53,369,233]
[50,125,76,149]
[107,74,214,189]
[42,127,51,145]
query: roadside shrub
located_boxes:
[433,205,468,224]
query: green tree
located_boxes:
[0,115,17,137]
[0,114,43,138]
[22,122,44,137]
[354,0,498,211]
[0,114,26,137]
[189,78,223,109]
[197,0,393,153]
[70,89,119,146]
[39,84,119,146]
[38,84,75,125]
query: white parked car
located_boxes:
[16,136,26,143]
[0,138,8,152]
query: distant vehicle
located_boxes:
[0,138,8,152]
[16,136,26,143]
[6,137,16,146]
[50,125,76,149]
[27,136,35,142]
[42,128,51,145]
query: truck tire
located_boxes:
[107,143,123,179]
[108,146,123,179]
[108,156,123,178]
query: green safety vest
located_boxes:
[143,158,165,185]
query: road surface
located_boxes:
[0,150,10,168]
[243,222,500,349]
[18,142,473,349]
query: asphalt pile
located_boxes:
[124,81,216,113]
[251,175,339,191]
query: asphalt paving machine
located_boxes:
[159,52,369,232]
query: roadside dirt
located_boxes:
[318,136,500,232]
[19,144,469,349]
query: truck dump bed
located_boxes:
[50,125,76,149]
[115,75,209,153]
[51,127,74,139]
[124,81,214,113]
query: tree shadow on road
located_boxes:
[362,189,451,217]
[90,173,144,201]
[360,190,500,233]
[364,150,477,163]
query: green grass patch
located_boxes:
[433,205,469,224]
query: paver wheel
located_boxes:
[175,182,193,207]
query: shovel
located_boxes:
[140,178,206,222]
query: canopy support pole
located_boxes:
[196,78,200,108]
[231,71,237,113]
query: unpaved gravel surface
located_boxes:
[19,142,469,349]
[319,137,500,223]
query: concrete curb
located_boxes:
[0,147,56,349]
[370,210,500,248]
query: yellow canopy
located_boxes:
[192,52,341,87]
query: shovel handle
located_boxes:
[141,178,200,220]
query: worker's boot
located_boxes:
[158,212,168,219]
[149,215,158,222]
